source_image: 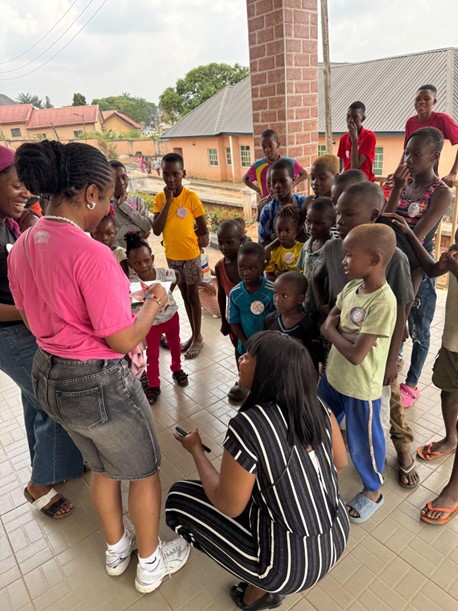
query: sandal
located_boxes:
[172,370,189,387]
[160,335,170,350]
[145,386,161,404]
[420,501,458,525]
[24,487,74,519]
[399,383,420,408]
[398,458,420,489]
[417,442,456,461]
[230,582,285,610]
[347,492,384,524]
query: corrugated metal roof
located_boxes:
[163,48,458,139]
[0,104,33,124]
[27,105,100,128]
[0,94,16,106]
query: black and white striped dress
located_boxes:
[166,402,350,594]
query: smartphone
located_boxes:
[175,427,211,453]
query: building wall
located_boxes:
[162,135,255,182]
[103,115,139,135]
[1,123,28,139]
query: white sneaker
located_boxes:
[105,530,137,576]
[135,537,190,594]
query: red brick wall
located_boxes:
[246,0,318,172]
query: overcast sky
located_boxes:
[0,0,457,107]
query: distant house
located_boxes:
[162,47,458,181]
[0,94,16,106]
[0,104,141,142]
[102,110,141,134]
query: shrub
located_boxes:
[207,209,242,232]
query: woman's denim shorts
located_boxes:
[32,348,161,480]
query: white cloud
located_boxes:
[0,0,457,107]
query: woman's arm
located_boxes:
[0,303,22,322]
[104,283,167,354]
[175,429,256,518]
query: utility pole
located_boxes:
[320,0,332,153]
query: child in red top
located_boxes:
[403,84,458,187]
[337,102,376,182]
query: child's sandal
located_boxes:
[145,386,161,404]
[172,370,189,387]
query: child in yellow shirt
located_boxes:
[265,205,303,282]
[152,153,209,359]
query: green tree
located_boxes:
[72,93,87,106]
[159,63,249,122]
[16,92,43,108]
[91,94,158,126]
[44,96,53,108]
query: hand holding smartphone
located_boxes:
[175,427,211,453]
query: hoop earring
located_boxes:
[86,201,96,210]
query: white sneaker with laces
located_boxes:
[105,530,137,576]
[135,536,190,594]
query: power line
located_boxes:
[0,0,79,65]
[0,0,109,81]
[0,0,95,74]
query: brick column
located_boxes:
[246,0,318,171]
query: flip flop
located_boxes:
[399,383,420,408]
[24,487,74,519]
[347,492,384,524]
[420,501,458,525]
[398,458,420,489]
[417,443,456,461]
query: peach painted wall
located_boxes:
[162,135,255,182]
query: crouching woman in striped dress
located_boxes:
[166,331,350,610]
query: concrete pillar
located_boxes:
[241,187,257,220]
[246,0,318,171]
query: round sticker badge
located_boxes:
[350,306,366,325]
[407,203,420,218]
[250,300,265,315]
[283,251,294,265]
[177,207,188,218]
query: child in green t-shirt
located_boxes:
[318,223,397,524]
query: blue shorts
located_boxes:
[32,348,161,480]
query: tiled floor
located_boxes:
[1,244,457,610]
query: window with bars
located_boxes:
[225,147,232,165]
[208,148,218,166]
[240,145,251,167]
[11,128,21,137]
[373,146,383,176]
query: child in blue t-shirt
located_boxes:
[228,242,275,399]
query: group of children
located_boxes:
[87,82,458,526]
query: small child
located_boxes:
[302,154,340,217]
[330,169,367,206]
[228,242,275,399]
[319,224,397,523]
[297,197,336,317]
[109,160,153,247]
[152,153,209,360]
[258,159,306,245]
[265,205,303,282]
[337,102,376,181]
[233,217,252,244]
[264,271,323,371]
[91,213,129,276]
[242,128,307,207]
[125,231,188,405]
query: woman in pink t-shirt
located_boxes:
[8,141,190,594]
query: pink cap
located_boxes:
[0,145,15,173]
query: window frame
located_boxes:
[208,148,218,167]
[240,145,251,167]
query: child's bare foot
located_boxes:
[398,451,420,488]
[184,338,203,359]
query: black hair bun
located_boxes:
[15,140,68,194]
